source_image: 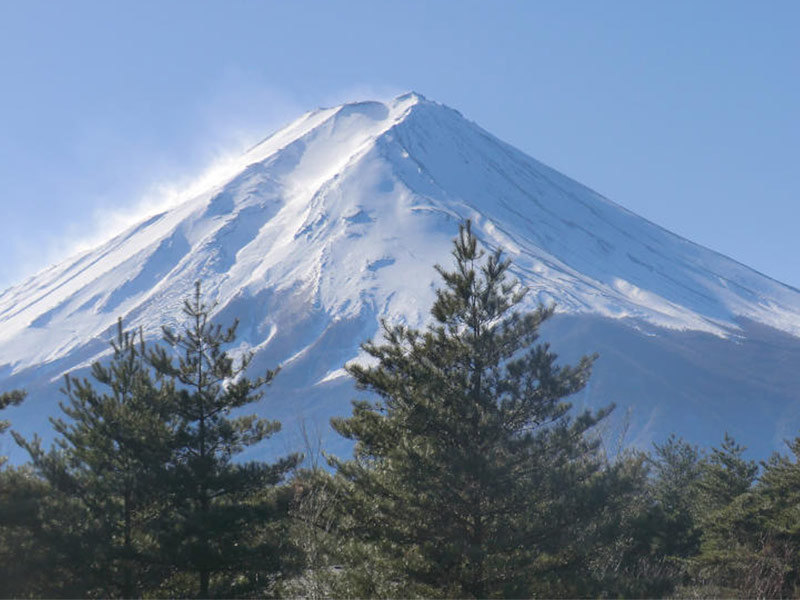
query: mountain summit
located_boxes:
[2,93,800,459]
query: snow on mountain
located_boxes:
[2,92,800,460]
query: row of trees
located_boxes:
[2,284,300,597]
[2,222,800,597]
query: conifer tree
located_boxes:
[697,433,757,513]
[584,450,680,598]
[331,221,609,597]
[148,281,301,598]
[647,434,703,561]
[13,320,175,597]
[688,434,760,596]
[738,438,800,597]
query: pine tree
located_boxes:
[148,281,301,597]
[688,434,760,596]
[330,221,609,597]
[591,449,699,596]
[13,320,175,597]
[647,434,703,560]
[697,433,758,513]
[739,438,800,597]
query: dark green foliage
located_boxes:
[148,282,301,597]
[0,390,48,598]
[330,222,610,597]
[737,438,800,597]
[685,434,763,597]
[12,321,175,597]
[573,450,676,598]
[697,433,758,511]
[0,389,25,426]
[0,389,25,467]
[647,434,703,561]
[0,465,57,598]
[9,285,299,598]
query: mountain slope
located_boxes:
[2,92,799,460]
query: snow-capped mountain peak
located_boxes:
[3,93,800,459]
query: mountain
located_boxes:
[2,92,800,461]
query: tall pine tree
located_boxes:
[331,221,609,597]
[148,282,301,598]
[13,321,175,597]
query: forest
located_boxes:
[1,222,799,599]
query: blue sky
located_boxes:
[0,0,798,288]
